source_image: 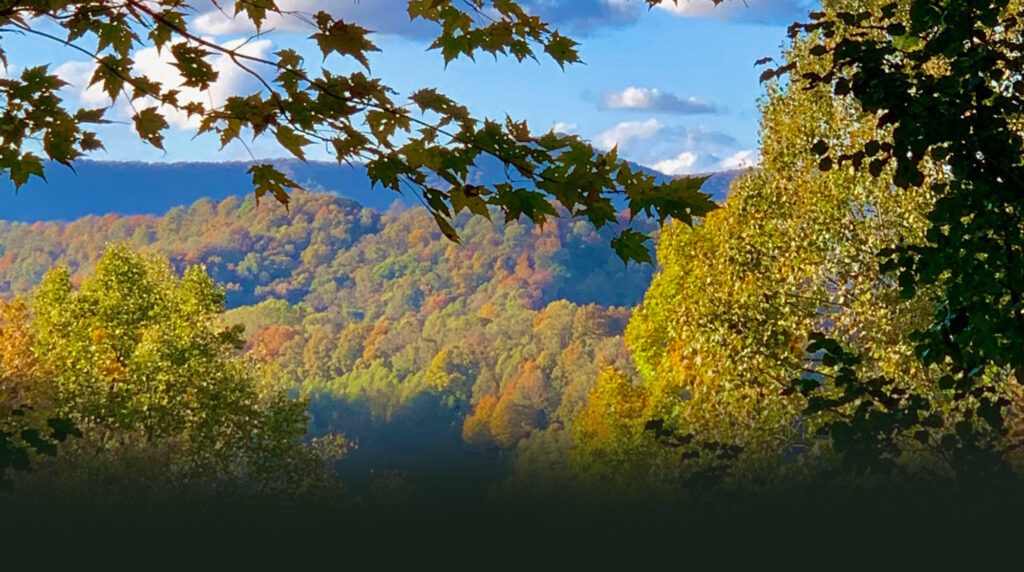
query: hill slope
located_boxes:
[0,190,668,483]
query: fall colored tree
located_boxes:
[571,0,1024,492]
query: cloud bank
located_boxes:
[593,118,758,174]
[594,118,664,150]
[56,38,274,130]
[188,0,813,39]
[601,87,720,114]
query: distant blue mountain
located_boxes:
[0,158,740,222]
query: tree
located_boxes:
[570,0,1024,492]
[0,299,79,489]
[771,0,1024,478]
[0,0,716,264]
[5,243,322,494]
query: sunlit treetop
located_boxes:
[0,0,718,264]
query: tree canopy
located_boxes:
[0,243,329,494]
[571,0,1024,493]
[779,0,1024,478]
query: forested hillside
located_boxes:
[7,0,1024,543]
[0,190,658,484]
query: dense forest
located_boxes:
[3,0,1024,548]
[0,190,663,495]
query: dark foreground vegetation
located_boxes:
[5,480,1024,560]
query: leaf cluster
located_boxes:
[777,0,1024,475]
[0,0,716,264]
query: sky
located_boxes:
[1,0,817,176]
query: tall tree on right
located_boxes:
[786,0,1024,480]
[570,0,1024,494]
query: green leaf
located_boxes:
[79,132,104,152]
[366,155,407,191]
[248,163,298,206]
[8,153,46,189]
[133,107,168,150]
[74,108,110,124]
[169,44,218,90]
[611,229,654,265]
[628,175,716,224]
[43,118,78,164]
[90,56,130,101]
[489,187,558,224]
[451,185,491,219]
[311,12,379,69]
[432,212,461,243]
[274,126,310,161]
[543,32,580,68]
[149,10,186,51]
[235,0,276,30]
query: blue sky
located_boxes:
[1,0,816,175]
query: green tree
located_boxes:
[0,299,79,488]
[11,244,320,493]
[773,0,1024,478]
[0,0,715,263]
[569,0,1024,492]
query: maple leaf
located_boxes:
[611,229,654,265]
[543,32,580,69]
[133,107,168,150]
[311,12,379,69]
[170,44,218,90]
[451,185,492,219]
[274,126,310,161]
[249,164,298,206]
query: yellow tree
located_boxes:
[11,244,322,494]
[0,300,79,488]
[569,0,997,493]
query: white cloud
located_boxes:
[192,0,431,37]
[656,0,807,24]
[55,37,274,129]
[652,151,698,175]
[552,121,578,134]
[595,122,753,175]
[592,121,752,174]
[718,148,760,170]
[594,118,663,150]
[54,60,109,107]
[601,87,719,114]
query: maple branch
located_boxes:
[127,0,638,205]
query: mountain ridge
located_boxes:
[0,159,740,222]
